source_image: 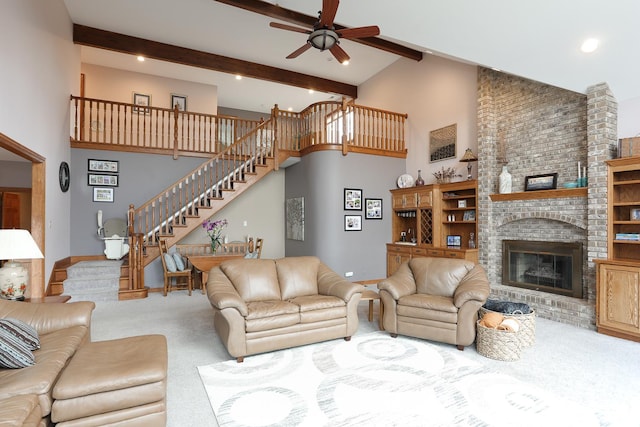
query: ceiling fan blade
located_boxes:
[337,25,380,39]
[286,43,312,59]
[319,0,339,27]
[329,43,350,64]
[270,22,311,35]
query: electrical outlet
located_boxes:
[345,272,354,277]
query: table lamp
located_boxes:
[0,229,44,300]
[459,148,478,180]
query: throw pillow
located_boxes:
[0,321,36,369]
[173,253,186,271]
[164,253,177,272]
[0,318,40,350]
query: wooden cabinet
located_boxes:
[595,157,640,341]
[595,259,640,342]
[387,180,478,275]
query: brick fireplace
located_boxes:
[475,69,617,329]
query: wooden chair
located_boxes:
[159,239,192,296]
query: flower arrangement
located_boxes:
[433,166,462,183]
[202,218,228,253]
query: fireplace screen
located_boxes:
[502,240,583,298]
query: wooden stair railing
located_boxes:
[127,118,277,273]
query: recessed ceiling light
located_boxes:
[308,89,315,94]
[287,107,293,111]
[342,60,349,66]
[581,38,599,53]
[137,55,145,62]
[235,75,242,80]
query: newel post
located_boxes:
[341,97,349,156]
[173,104,179,160]
[272,104,280,170]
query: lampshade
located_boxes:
[0,229,43,300]
[308,29,338,51]
[459,148,478,162]
[459,148,478,180]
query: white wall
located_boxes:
[0,0,79,279]
[357,55,478,184]
[81,64,217,113]
[618,95,640,138]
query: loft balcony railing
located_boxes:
[70,96,407,159]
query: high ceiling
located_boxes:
[60,0,640,114]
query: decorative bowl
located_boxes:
[562,182,578,188]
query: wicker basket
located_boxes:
[479,306,536,348]
[476,321,522,361]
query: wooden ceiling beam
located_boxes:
[214,0,423,62]
[73,24,358,98]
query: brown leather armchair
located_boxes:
[378,257,490,350]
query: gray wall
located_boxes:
[285,151,404,282]
[70,149,206,255]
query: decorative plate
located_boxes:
[397,173,415,188]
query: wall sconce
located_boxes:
[0,229,44,300]
[459,148,478,180]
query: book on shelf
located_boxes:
[615,233,640,241]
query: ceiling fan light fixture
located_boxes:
[308,28,338,51]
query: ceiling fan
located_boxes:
[269,0,380,63]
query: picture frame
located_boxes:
[344,188,362,210]
[457,200,467,208]
[524,173,558,191]
[88,159,119,173]
[463,210,476,221]
[171,94,187,112]
[631,208,640,221]
[132,92,151,114]
[92,187,114,203]
[429,123,457,163]
[365,198,383,220]
[88,173,119,187]
[447,235,461,247]
[344,215,362,231]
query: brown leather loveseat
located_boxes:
[378,257,490,350]
[207,256,364,362]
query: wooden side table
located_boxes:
[360,289,383,330]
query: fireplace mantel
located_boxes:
[490,187,587,202]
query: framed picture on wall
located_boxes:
[429,123,457,162]
[93,187,114,203]
[365,198,383,219]
[171,94,187,112]
[344,188,362,210]
[344,215,362,231]
[88,159,119,173]
[524,173,558,191]
[88,173,118,187]
[132,92,151,114]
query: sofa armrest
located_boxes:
[453,264,490,308]
[317,263,364,302]
[206,267,248,316]
[0,299,94,336]
[377,262,416,300]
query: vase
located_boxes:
[210,238,220,254]
[415,170,425,186]
[499,165,512,194]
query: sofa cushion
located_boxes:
[276,256,320,300]
[289,295,346,323]
[0,330,34,369]
[0,318,40,351]
[245,301,300,332]
[410,257,474,297]
[221,259,281,303]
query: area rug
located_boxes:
[198,332,601,427]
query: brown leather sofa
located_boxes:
[0,299,95,426]
[378,257,490,350]
[207,256,364,362]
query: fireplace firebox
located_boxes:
[502,240,583,298]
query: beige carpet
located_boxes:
[198,332,604,427]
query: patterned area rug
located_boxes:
[198,332,601,427]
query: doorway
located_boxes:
[0,132,45,298]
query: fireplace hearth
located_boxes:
[502,240,583,298]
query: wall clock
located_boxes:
[59,161,70,192]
